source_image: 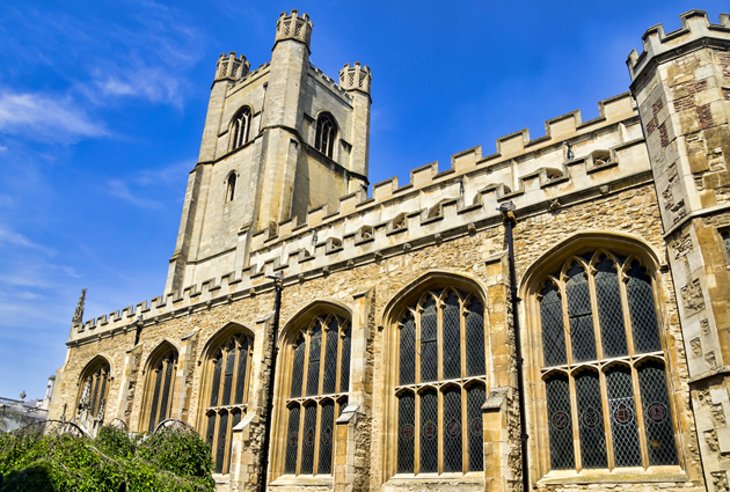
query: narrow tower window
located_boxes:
[230,107,252,151]
[226,173,236,202]
[315,112,337,158]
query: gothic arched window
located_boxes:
[230,106,252,151]
[394,287,486,475]
[537,251,678,471]
[283,313,351,476]
[202,329,253,474]
[77,357,111,421]
[314,112,337,158]
[142,343,178,434]
[226,173,237,202]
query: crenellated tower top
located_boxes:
[275,10,313,48]
[339,62,371,94]
[626,10,730,83]
[215,52,250,82]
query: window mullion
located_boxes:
[318,320,327,396]
[618,262,638,356]
[559,280,573,367]
[415,308,422,385]
[335,320,343,396]
[568,373,582,471]
[230,340,241,405]
[437,388,444,474]
[414,392,421,474]
[631,364,651,469]
[300,330,312,400]
[243,342,252,406]
[587,264,605,361]
[460,384,468,473]
[295,403,306,475]
[437,295,444,382]
[313,403,322,474]
[598,369,616,469]
[459,297,467,380]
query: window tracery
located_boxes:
[537,251,678,471]
[394,287,486,475]
[142,344,178,434]
[77,357,111,421]
[230,107,252,151]
[315,112,337,158]
[283,314,351,476]
[202,330,253,474]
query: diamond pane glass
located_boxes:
[546,374,574,469]
[540,282,566,366]
[210,356,222,406]
[575,371,606,468]
[443,292,461,380]
[323,321,339,394]
[607,366,642,467]
[420,298,438,382]
[290,336,305,397]
[235,337,249,404]
[340,326,351,393]
[443,386,463,472]
[306,325,322,396]
[397,392,415,473]
[205,411,215,451]
[466,384,485,471]
[215,410,228,473]
[638,362,678,465]
[318,400,335,474]
[595,256,628,358]
[284,405,300,474]
[465,299,485,376]
[300,404,317,474]
[400,314,416,385]
[566,262,596,362]
[419,389,438,473]
[222,343,235,405]
[723,230,730,262]
[626,262,661,353]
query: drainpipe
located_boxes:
[499,201,530,492]
[259,273,283,492]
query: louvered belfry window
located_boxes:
[144,345,178,434]
[314,112,337,158]
[284,314,351,476]
[229,106,251,151]
[539,252,678,471]
[395,287,486,475]
[203,331,253,474]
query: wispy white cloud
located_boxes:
[0,90,108,143]
[105,160,190,208]
[0,225,55,255]
[0,144,7,152]
[107,179,164,209]
[93,64,184,107]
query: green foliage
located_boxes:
[0,425,215,492]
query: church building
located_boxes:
[49,9,730,492]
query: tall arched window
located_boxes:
[142,343,178,434]
[393,287,486,475]
[314,112,337,158]
[226,173,236,202]
[76,357,111,420]
[202,329,253,474]
[283,313,351,476]
[229,106,252,151]
[537,251,678,471]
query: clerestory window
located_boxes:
[202,329,253,474]
[314,112,337,158]
[142,343,178,434]
[394,287,486,475]
[229,106,252,151]
[283,313,351,476]
[538,251,678,472]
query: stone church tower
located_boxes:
[48,9,730,492]
[166,10,371,291]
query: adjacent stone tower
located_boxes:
[165,10,372,292]
[628,10,730,490]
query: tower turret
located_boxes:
[339,62,372,94]
[215,52,250,82]
[274,10,313,48]
[339,63,372,184]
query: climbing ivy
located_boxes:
[0,425,214,491]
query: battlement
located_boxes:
[69,92,652,346]
[627,10,730,81]
[339,63,371,94]
[215,52,250,82]
[275,10,313,48]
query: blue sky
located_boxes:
[0,1,723,399]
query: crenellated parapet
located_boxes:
[275,10,313,48]
[339,63,371,94]
[627,10,730,83]
[215,52,250,82]
[69,92,654,346]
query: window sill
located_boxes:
[387,472,484,484]
[270,474,333,487]
[537,466,689,486]
[212,473,229,485]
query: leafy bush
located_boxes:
[0,426,214,492]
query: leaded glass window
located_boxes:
[394,287,487,475]
[538,251,678,472]
[77,357,111,421]
[315,112,337,158]
[143,344,178,434]
[229,106,251,151]
[723,230,730,262]
[283,314,350,476]
[203,330,253,474]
